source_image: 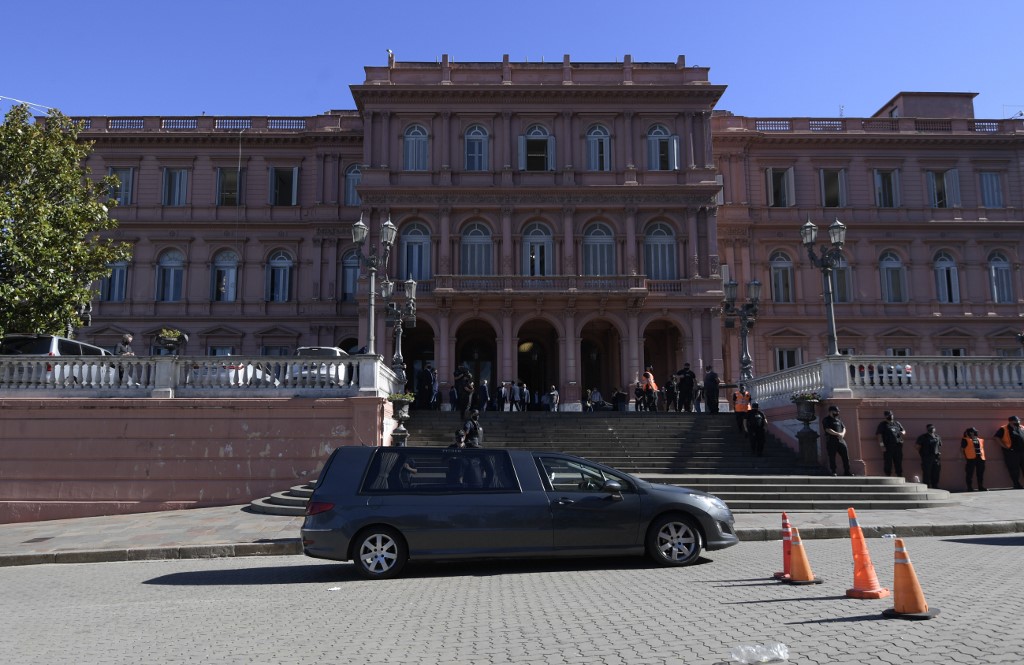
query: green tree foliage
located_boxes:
[0,104,130,338]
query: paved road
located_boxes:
[3,534,1021,664]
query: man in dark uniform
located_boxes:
[876,410,906,477]
[675,363,696,413]
[915,423,943,489]
[822,405,852,476]
[994,415,1024,489]
[703,366,721,414]
[745,402,769,457]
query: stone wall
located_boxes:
[0,397,387,523]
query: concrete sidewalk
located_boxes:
[1,488,1022,568]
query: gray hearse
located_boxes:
[301,446,738,579]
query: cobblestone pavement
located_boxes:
[2,534,1022,664]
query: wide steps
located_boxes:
[251,412,957,512]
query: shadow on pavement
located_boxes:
[142,555,714,585]
[941,535,1024,546]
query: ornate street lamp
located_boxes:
[383,275,417,384]
[351,213,398,356]
[722,279,761,381]
[801,218,847,357]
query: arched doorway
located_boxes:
[516,318,559,410]
[642,318,685,383]
[401,320,435,406]
[454,319,498,398]
[580,318,623,398]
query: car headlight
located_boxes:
[687,493,730,513]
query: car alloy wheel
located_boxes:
[647,514,703,566]
[353,527,408,579]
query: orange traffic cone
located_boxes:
[781,527,823,585]
[882,538,940,620]
[772,512,792,580]
[846,508,890,599]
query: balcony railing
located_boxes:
[431,274,648,292]
[751,355,1024,409]
[0,355,403,399]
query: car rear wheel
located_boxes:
[352,527,408,579]
[646,514,703,567]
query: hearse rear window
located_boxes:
[362,449,520,493]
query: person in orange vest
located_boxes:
[732,383,752,431]
[993,415,1024,489]
[960,427,987,492]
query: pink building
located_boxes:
[74,56,1024,405]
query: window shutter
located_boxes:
[291,167,299,205]
[874,170,883,207]
[669,135,680,170]
[784,168,795,207]
[839,169,848,207]
[926,172,937,207]
[546,136,555,170]
[765,168,774,206]
[945,169,961,207]
[893,169,901,207]
[268,168,274,205]
[647,136,658,171]
[517,135,526,171]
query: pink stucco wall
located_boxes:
[0,397,386,523]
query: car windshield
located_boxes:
[0,338,52,354]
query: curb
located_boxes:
[2,522,1022,567]
[735,520,1024,542]
[0,539,302,568]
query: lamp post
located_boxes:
[351,213,398,357]
[722,279,761,381]
[382,275,417,385]
[801,218,847,357]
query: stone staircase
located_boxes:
[249,410,955,515]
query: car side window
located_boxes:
[536,456,633,493]
[362,449,519,493]
[57,339,80,355]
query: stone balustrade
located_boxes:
[0,354,403,399]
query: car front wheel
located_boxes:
[646,514,703,567]
[352,527,408,579]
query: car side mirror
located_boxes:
[603,479,623,500]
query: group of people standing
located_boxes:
[818,407,1024,491]
[629,363,722,414]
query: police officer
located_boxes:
[994,415,1024,489]
[745,402,768,457]
[875,410,906,477]
[732,383,752,431]
[961,427,987,492]
[822,405,852,476]
[915,423,942,489]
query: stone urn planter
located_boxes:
[388,393,415,446]
[156,329,188,354]
[792,395,822,466]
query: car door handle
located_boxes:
[556,498,575,505]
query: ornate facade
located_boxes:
[75,56,1024,407]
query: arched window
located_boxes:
[340,250,360,302]
[344,164,361,206]
[265,249,293,302]
[880,251,907,303]
[400,223,432,281]
[211,250,239,302]
[643,223,677,280]
[646,124,679,171]
[933,251,960,304]
[464,125,489,172]
[100,260,128,302]
[522,222,553,276]
[156,249,185,302]
[518,124,554,172]
[989,251,1014,303]
[582,223,615,276]
[585,125,610,172]
[403,124,428,171]
[769,251,793,303]
[460,222,493,276]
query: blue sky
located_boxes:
[4,0,1021,120]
